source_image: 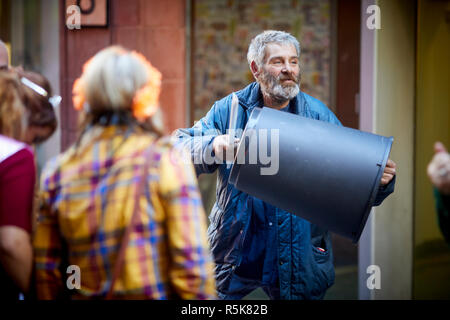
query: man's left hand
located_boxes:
[380,159,396,186]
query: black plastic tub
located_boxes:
[229,107,393,243]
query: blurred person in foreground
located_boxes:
[11,68,58,146]
[427,142,450,244]
[33,46,216,300]
[0,70,57,299]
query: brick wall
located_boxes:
[192,0,332,121]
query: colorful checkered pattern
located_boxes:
[33,126,216,299]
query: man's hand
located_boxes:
[212,134,240,163]
[427,142,450,195]
[380,159,396,186]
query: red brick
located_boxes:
[111,0,140,27]
[159,80,186,132]
[113,27,144,52]
[142,0,185,28]
[66,28,111,78]
[142,28,185,80]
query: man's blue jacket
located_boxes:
[174,82,395,299]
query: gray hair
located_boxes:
[247,30,300,69]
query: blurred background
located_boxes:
[0,0,448,299]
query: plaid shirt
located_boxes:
[33,126,216,299]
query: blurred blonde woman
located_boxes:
[33,46,216,300]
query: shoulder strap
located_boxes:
[105,141,157,299]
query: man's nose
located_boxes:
[281,62,293,73]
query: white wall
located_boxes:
[358,0,415,300]
[36,0,61,174]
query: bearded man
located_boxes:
[174,30,396,300]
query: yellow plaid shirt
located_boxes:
[33,126,216,299]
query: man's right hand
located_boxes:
[212,134,240,163]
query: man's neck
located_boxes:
[262,92,290,110]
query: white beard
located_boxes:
[270,82,299,100]
[259,70,300,102]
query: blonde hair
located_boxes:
[0,72,28,140]
[76,46,164,135]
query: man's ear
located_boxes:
[250,61,260,79]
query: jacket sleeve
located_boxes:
[373,175,396,206]
[158,146,217,299]
[173,102,227,176]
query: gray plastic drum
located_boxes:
[229,107,393,243]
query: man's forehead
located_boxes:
[264,42,298,59]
